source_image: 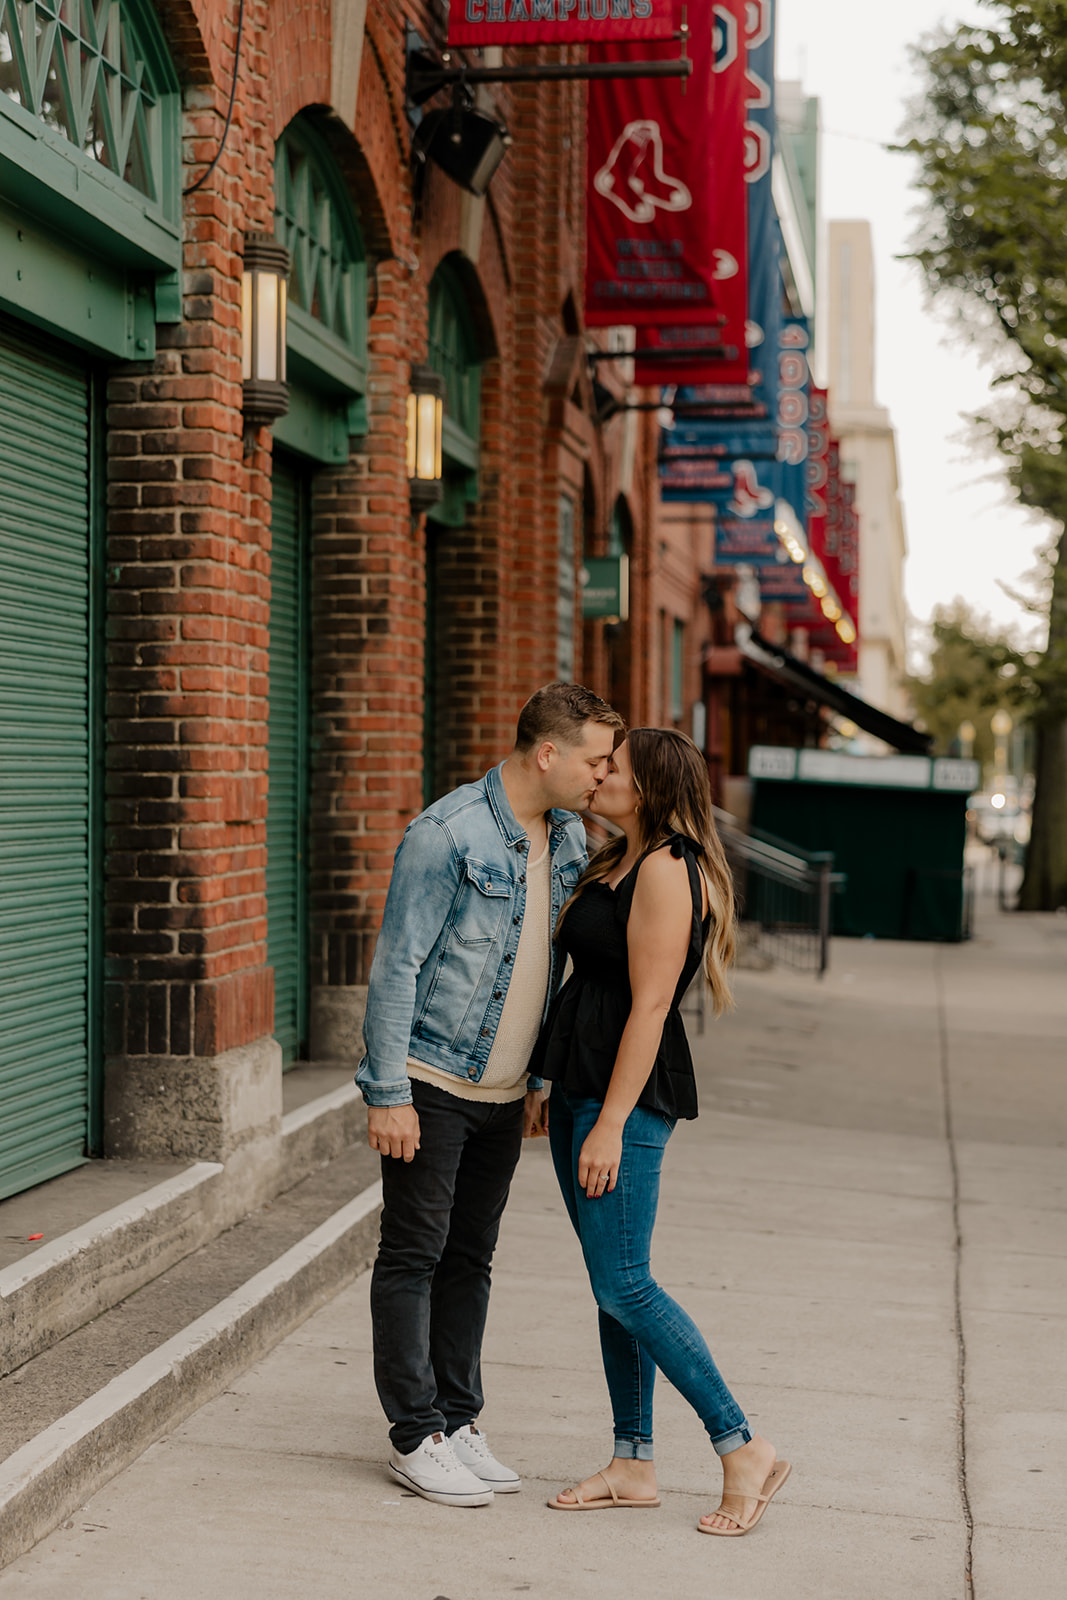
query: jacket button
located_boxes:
[513,916,520,925]
[468,1066,478,1078]
[516,840,527,852]
[494,991,502,1000]
[519,874,526,884]
[504,953,512,963]
[480,1027,490,1037]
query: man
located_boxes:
[357,683,624,1506]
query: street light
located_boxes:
[991,707,1013,781]
[241,233,290,432]
[958,720,976,759]
[407,364,445,514]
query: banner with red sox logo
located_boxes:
[632,0,749,381]
[585,6,739,328]
[449,0,676,48]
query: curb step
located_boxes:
[0,1080,364,1379]
[0,1180,382,1570]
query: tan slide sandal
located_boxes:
[697,1460,792,1536]
[548,1471,661,1511]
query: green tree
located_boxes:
[902,0,1067,908]
[906,601,1038,774]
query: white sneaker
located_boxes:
[448,1423,522,1493]
[388,1432,494,1506]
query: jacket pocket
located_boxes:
[449,856,513,946]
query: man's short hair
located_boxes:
[514,682,624,753]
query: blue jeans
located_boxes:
[549,1088,750,1460]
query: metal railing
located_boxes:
[712,807,844,977]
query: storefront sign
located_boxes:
[585,19,729,328]
[449,0,675,48]
[581,554,630,620]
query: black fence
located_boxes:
[713,807,844,977]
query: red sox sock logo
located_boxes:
[592,120,691,223]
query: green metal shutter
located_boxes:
[0,325,99,1201]
[267,454,310,1065]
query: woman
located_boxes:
[532,729,790,1536]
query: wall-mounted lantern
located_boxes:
[241,233,291,434]
[407,363,445,513]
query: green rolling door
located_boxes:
[0,325,100,1201]
[267,454,310,1065]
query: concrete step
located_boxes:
[0,1073,364,1380]
[0,1141,382,1568]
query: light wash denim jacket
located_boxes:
[356,763,587,1108]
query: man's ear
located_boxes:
[535,740,556,773]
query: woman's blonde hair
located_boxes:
[564,728,736,1015]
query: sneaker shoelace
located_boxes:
[418,1438,466,1477]
[457,1430,493,1462]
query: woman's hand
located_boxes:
[578,1118,623,1197]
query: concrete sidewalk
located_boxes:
[1,901,1063,1599]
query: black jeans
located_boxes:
[370,1078,525,1454]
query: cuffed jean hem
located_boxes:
[711,1425,752,1458]
[613,1437,655,1462]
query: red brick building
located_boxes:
[0,0,711,1203]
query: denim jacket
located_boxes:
[356,763,587,1107]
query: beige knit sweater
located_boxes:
[408,840,552,1103]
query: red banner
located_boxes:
[449,1,676,48]
[797,434,858,671]
[585,11,730,328]
[631,0,748,378]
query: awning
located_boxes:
[736,628,933,756]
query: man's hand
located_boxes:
[367,1103,421,1162]
[523,1088,549,1139]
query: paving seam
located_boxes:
[934,949,976,1600]
[0,1180,382,1572]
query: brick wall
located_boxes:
[104,0,683,1076]
[104,0,275,1064]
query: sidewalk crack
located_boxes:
[935,951,975,1600]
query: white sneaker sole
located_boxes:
[388,1460,494,1507]
[473,1476,521,1493]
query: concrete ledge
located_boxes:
[281,1081,363,1179]
[0,1079,367,1383]
[0,1181,383,1570]
[0,1165,224,1381]
[309,985,367,1063]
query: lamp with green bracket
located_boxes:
[407,363,445,515]
[242,233,291,448]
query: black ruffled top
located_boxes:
[529,835,709,1121]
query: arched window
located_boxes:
[609,496,634,557]
[0,0,180,353]
[272,115,367,464]
[1,0,173,204]
[426,258,482,526]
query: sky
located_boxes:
[777,0,1051,658]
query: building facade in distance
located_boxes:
[825,219,908,722]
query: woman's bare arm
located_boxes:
[577,849,692,1195]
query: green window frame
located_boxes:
[272,115,367,465]
[670,618,685,725]
[427,258,482,529]
[0,0,181,357]
[558,496,576,680]
[0,0,180,253]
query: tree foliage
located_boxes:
[906,601,1038,772]
[902,0,1067,908]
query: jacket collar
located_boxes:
[484,762,577,847]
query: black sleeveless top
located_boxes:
[529,835,709,1121]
